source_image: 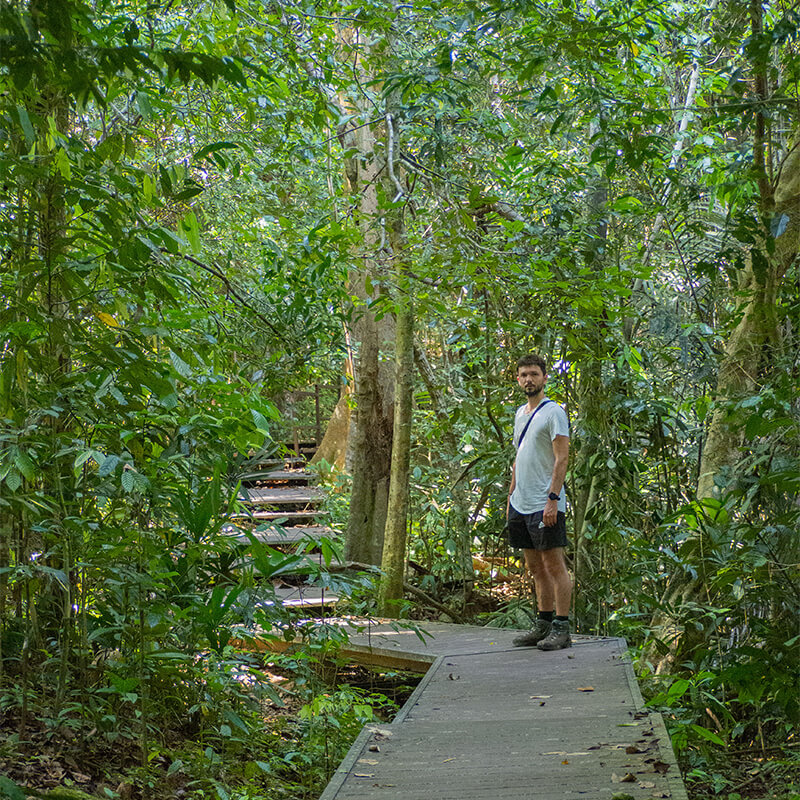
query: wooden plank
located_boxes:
[221,524,336,545]
[270,586,340,607]
[238,486,324,505]
[229,510,329,522]
[261,469,317,484]
[315,624,688,800]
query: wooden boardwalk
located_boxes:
[320,622,688,800]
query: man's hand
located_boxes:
[543,498,558,527]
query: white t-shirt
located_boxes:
[510,399,569,515]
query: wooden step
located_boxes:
[260,469,316,484]
[239,462,309,482]
[222,524,335,545]
[263,585,340,608]
[238,486,324,506]
[229,510,329,523]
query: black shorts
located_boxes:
[507,505,569,551]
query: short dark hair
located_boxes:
[517,353,547,374]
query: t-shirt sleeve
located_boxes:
[548,405,570,440]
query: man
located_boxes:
[507,354,572,650]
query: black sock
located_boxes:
[538,611,554,622]
[555,615,569,623]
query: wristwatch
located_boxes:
[548,492,560,501]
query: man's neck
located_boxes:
[526,392,546,412]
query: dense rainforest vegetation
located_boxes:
[1,0,798,798]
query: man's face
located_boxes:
[517,364,547,397]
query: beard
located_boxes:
[524,382,545,397]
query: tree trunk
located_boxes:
[379,301,414,616]
[339,27,401,566]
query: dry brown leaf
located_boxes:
[562,759,569,765]
[358,759,379,766]
[354,773,375,778]
[577,686,595,692]
[638,781,656,789]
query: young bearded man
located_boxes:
[507,354,572,650]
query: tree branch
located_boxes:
[161,249,288,343]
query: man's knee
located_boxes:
[540,547,567,575]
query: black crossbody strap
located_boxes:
[516,399,552,450]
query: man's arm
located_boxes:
[543,434,569,526]
[507,460,517,519]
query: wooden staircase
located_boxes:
[223,452,342,608]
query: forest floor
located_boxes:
[0,583,797,800]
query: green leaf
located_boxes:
[667,678,690,700]
[98,454,120,477]
[14,450,35,481]
[15,105,35,145]
[690,724,725,746]
[0,775,28,800]
[166,758,184,777]
[121,468,135,493]
[137,90,154,119]
[181,211,201,253]
[224,709,250,734]
[5,470,21,492]
[169,350,193,379]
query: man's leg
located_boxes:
[524,548,556,612]
[538,547,571,616]
[512,549,555,647]
[537,546,572,650]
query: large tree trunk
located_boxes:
[379,301,414,615]
[339,29,399,566]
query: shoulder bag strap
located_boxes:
[516,399,552,450]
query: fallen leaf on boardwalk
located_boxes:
[368,745,380,752]
[358,759,379,765]
[653,761,671,774]
[530,695,551,699]
[611,794,635,800]
[577,686,595,692]
[448,673,460,680]
[626,745,646,754]
[612,773,637,783]
[354,773,375,778]
[618,722,640,727]
[442,758,455,763]
[562,760,569,765]
[638,781,656,788]
[543,751,567,756]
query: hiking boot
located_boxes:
[537,619,571,650]
[512,618,552,647]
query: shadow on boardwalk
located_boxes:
[319,622,688,800]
